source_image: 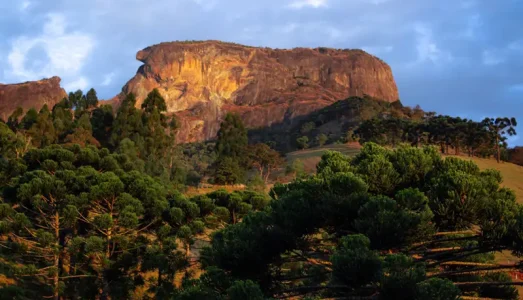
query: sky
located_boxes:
[1,0,522,144]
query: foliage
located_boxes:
[296,136,309,149]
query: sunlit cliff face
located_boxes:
[119,40,400,143]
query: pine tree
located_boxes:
[91,105,114,148]
[215,113,247,159]
[110,93,144,148]
[85,88,99,108]
[28,105,56,147]
[20,108,38,130]
[483,117,518,162]
[64,113,100,147]
[7,107,24,130]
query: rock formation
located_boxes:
[119,40,399,143]
[0,77,67,120]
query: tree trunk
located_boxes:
[496,136,501,163]
[101,228,112,299]
[53,212,60,300]
[264,167,271,184]
[158,269,162,288]
[232,210,236,224]
[186,243,191,259]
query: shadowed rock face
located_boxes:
[119,40,399,143]
[0,77,67,120]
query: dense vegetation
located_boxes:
[1,88,522,299]
[356,115,517,163]
[249,96,423,151]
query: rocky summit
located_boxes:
[119,40,399,143]
[0,77,67,120]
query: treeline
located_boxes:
[250,96,426,151]
[1,88,284,187]
[192,144,523,299]
[0,142,271,299]
[356,114,517,162]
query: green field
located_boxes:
[286,143,361,173]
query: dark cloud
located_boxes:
[1,0,522,144]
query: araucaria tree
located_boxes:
[213,113,248,184]
[482,117,518,162]
[199,143,523,299]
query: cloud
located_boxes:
[102,72,115,86]
[191,0,218,11]
[413,24,452,64]
[65,77,89,92]
[4,13,94,90]
[482,50,504,66]
[368,0,391,4]
[362,45,394,55]
[20,1,31,11]
[288,0,328,9]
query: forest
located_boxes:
[1,88,522,299]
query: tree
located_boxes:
[28,105,56,147]
[214,113,248,183]
[141,88,167,113]
[300,122,316,134]
[315,133,328,146]
[296,136,309,149]
[247,143,284,183]
[380,254,426,300]
[416,278,461,300]
[141,88,173,159]
[64,113,100,147]
[316,150,352,176]
[354,191,434,249]
[110,93,143,148]
[142,225,187,296]
[215,113,247,159]
[91,105,114,147]
[483,117,518,163]
[85,88,99,108]
[52,103,74,141]
[214,157,244,185]
[20,108,38,130]
[1,163,79,299]
[285,159,305,179]
[6,107,23,130]
[0,145,171,299]
[331,235,381,288]
[0,122,27,159]
[226,280,264,300]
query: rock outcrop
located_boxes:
[119,41,399,143]
[0,77,67,120]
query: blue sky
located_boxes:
[1,0,522,144]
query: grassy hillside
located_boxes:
[287,143,523,204]
[286,143,361,172]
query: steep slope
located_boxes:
[0,77,67,120]
[119,40,399,143]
